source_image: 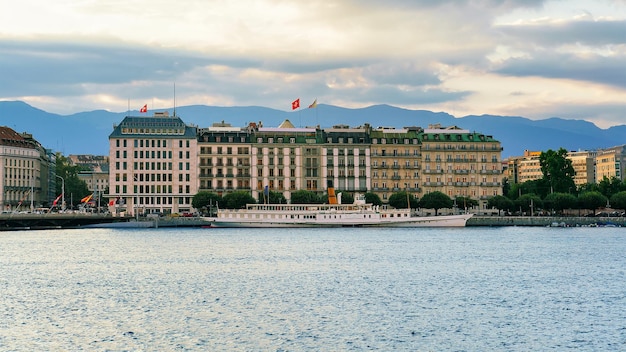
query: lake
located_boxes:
[1,226,624,351]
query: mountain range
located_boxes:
[1,100,624,158]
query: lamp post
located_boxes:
[55,175,65,210]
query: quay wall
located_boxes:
[468,216,626,227]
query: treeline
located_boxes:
[491,148,626,215]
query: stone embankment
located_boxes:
[468,216,625,227]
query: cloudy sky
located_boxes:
[1,0,625,128]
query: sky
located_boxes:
[1,0,625,128]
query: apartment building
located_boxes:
[0,127,54,210]
[322,124,371,196]
[420,124,503,207]
[370,126,420,202]
[250,120,322,201]
[568,150,596,186]
[596,145,626,181]
[108,112,198,216]
[197,121,252,195]
[517,150,543,184]
[72,154,110,196]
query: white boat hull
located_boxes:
[204,214,472,228]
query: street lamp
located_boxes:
[55,175,65,210]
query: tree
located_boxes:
[222,191,256,209]
[514,193,543,214]
[338,191,354,205]
[598,176,625,199]
[508,179,551,200]
[577,191,607,214]
[609,191,626,212]
[455,196,478,210]
[290,190,321,204]
[192,191,222,213]
[539,148,575,195]
[56,153,89,208]
[543,192,577,214]
[268,190,287,204]
[577,182,599,194]
[364,192,382,206]
[388,191,418,209]
[320,190,354,205]
[487,195,514,215]
[419,191,453,215]
[501,177,511,197]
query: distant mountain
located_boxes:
[0,100,623,158]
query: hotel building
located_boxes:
[420,125,503,207]
[108,112,198,216]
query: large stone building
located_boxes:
[108,112,198,216]
[420,124,503,207]
[200,120,503,209]
[369,126,420,202]
[0,127,55,210]
[107,113,504,214]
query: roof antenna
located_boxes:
[173,82,176,117]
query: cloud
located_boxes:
[494,52,626,89]
[496,18,626,46]
[0,0,625,130]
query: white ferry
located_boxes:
[205,187,472,228]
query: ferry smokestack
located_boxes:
[327,180,338,205]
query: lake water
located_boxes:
[1,226,625,351]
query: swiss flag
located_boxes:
[140,104,148,113]
[291,99,300,110]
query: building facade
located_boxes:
[568,150,596,186]
[106,114,504,213]
[108,112,198,216]
[595,145,626,182]
[420,125,503,209]
[370,126,420,202]
[0,128,55,211]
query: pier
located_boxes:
[468,215,625,227]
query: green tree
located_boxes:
[56,153,89,208]
[222,191,256,209]
[598,176,625,199]
[455,196,478,211]
[609,191,626,212]
[543,192,577,214]
[577,191,608,214]
[419,191,453,215]
[338,191,354,205]
[267,190,287,204]
[577,182,598,194]
[487,195,514,215]
[539,148,575,194]
[388,191,418,209]
[501,177,511,197]
[320,190,354,205]
[508,179,551,200]
[514,193,543,214]
[192,191,222,213]
[364,192,382,206]
[290,190,321,204]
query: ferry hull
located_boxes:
[204,214,472,228]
